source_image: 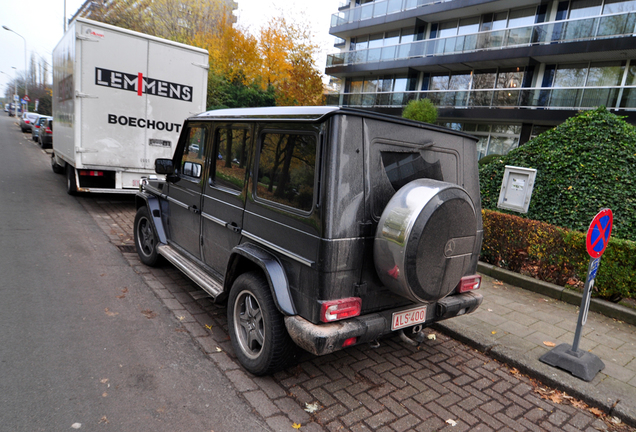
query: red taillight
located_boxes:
[25,120,30,124]
[342,337,357,348]
[456,275,481,293]
[45,127,52,134]
[78,170,104,177]
[320,297,361,323]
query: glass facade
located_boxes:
[327,0,636,158]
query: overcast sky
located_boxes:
[0,0,343,96]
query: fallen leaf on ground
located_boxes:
[99,416,109,424]
[205,324,213,330]
[610,416,622,425]
[427,334,436,340]
[491,331,497,335]
[177,316,185,321]
[493,280,504,285]
[215,347,222,352]
[292,423,301,429]
[141,309,157,319]
[104,308,118,317]
[446,419,457,426]
[304,402,320,413]
[589,407,604,417]
[543,341,556,347]
[100,378,108,384]
[116,287,128,299]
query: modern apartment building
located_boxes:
[325,0,636,158]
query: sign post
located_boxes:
[539,209,612,382]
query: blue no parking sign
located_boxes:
[586,209,613,258]
[540,208,613,381]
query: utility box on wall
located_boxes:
[497,166,537,214]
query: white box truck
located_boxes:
[52,18,209,194]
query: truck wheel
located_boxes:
[228,272,296,375]
[66,165,77,195]
[134,206,162,266]
[51,155,64,174]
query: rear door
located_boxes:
[77,22,149,169]
[201,124,252,274]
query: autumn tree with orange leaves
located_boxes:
[82,0,325,107]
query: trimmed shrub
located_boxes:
[482,210,636,300]
[402,98,438,124]
[479,107,636,241]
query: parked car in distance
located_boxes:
[8,103,21,117]
[20,112,39,132]
[38,118,53,148]
[134,106,484,375]
[32,115,51,142]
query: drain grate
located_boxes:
[117,245,137,253]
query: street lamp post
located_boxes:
[12,67,18,116]
[3,26,28,112]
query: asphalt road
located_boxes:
[0,114,269,431]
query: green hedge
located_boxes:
[481,209,636,300]
[479,108,636,241]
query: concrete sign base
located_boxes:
[540,343,605,382]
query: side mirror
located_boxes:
[155,159,174,175]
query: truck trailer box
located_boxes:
[52,18,209,193]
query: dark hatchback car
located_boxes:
[134,107,484,375]
[38,118,53,148]
[32,115,52,143]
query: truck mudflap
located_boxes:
[284,291,483,356]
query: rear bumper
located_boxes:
[285,291,483,356]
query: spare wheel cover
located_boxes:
[374,179,477,302]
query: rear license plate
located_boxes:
[392,305,427,331]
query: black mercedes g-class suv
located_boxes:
[134,106,483,375]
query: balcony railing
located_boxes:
[331,0,453,27]
[327,12,636,68]
[325,86,636,110]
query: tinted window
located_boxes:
[180,127,206,179]
[257,132,317,212]
[381,152,443,191]
[212,126,250,192]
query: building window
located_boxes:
[508,7,537,28]
[604,0,636,14]
[569,0,603,19]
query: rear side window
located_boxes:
[256,131,317,212]
[212,126,251,192]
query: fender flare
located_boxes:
[228,243,297,316]
[135,192,168,244]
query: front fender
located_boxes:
[135,192,167,244]
[228,243,296,316]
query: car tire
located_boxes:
[134,206,162,267]
[228,272,296,375]
[66,165,77,195]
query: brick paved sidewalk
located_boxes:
[79,196,634,431]
[437,274,636,426]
